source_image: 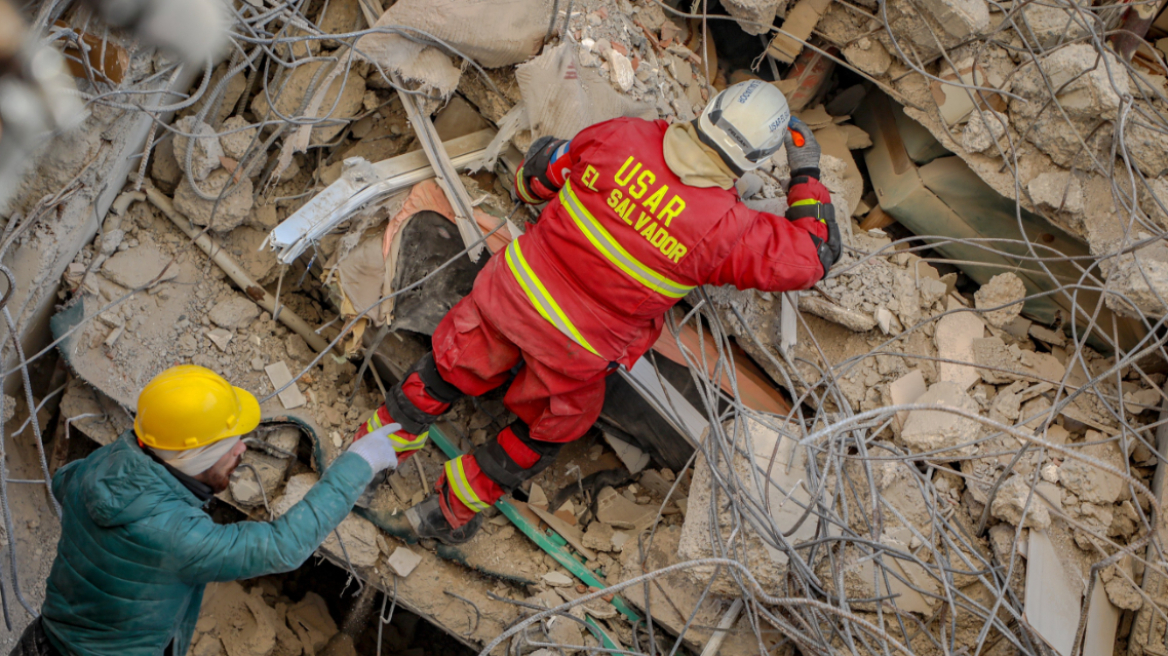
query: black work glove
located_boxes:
[783,117,821,179]
[516,136,568,202]
[816,212,841,279]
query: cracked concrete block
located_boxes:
[990,476,1058,529]
[974,272,1026,328]
[173,116,224,181]
[935,310,984,389]
[218,115,259,162]
[1029,171,1085,216]
[173,168,254,232]
[917,0,989,38]
[209,296,261,329]
[1058,432,1125,504]
[1012,45,1129,120]
[721,0,784,35]
[899,381,981,457]
[961,110,1007,153]
[678,417,822,595]
[842,37,892,77]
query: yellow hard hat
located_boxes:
[134,365,261,450]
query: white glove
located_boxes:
[347,423,401,473]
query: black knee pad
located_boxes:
[473,421,561,494]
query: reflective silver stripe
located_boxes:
[505,239,601,357]
[445,456,490,512]
[560,180,694,299]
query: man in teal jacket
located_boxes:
[9,365,401,656]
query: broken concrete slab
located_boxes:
[266,361,307,410]
[1024,529,1082,656]
[888,369,926,435]
[387,546,423,578]
[172,116,224,182]
[1058,432,1125,504]
[621,525,776,655]
[935,310,985,390]
[595,486,656,531]
[678,417,821,596]
[208,296,261,330]
[898,381,981,457]
[173,168,255,232]
[101,243,180,289]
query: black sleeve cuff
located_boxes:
[790,167,821,182]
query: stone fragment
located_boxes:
[596,487,656,530]
[229,450,288,508]
[206,328,233,352]
[387,547,423,577]
[899,382,981,457]
[888,369,926,434]
[150,137,182,192]
[603,431,649,474]
[1029,171,1085,216]
[1058,432,1125,504]
[961,110,1007,153]
[101,244,180,289]
[208,296,260,329]
[1012,45,1129,120]
[990,476,1056,529]
[218,115,259,161]
[842,37,891,76]
[265,361,307,409]
[542,570,574,587]
[974,272,1026,328]
[173,116,224,181]
[250,61,366,146]
[935,311,984,389]
[174,168,255,232]
[286,592,339,653]
[972,336,1019,384]
[582,522,616,551]
[917,0,989,38]
[720,0,784,34]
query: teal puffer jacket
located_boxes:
[40,431,373,656]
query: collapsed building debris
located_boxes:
[1,0,1168,652]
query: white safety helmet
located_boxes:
[695,80,791,175]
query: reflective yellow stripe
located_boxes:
[515,166,541,204]
[446,456,490,512]
[365,413,384,434]
[560,180,694,299]
[391,430,428,452]
[505,239,602,357]
[790,199,819,207]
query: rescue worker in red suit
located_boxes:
[352,80,841,543]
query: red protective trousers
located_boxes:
[403,258,618,527]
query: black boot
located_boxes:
[405,494,483,545]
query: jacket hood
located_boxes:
[662,122,737,190]
[73,433,201,528]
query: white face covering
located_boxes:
[150,436,241,477]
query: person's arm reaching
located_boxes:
[168,426,401,584]
[514,136,575,204]
[706,118,841,292]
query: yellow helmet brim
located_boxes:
[227,387,262,438]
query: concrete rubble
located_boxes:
[1,0,1168,653]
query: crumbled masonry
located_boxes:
[2,0,1168,653]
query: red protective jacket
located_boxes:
[494,117,831,368]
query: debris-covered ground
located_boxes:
[1,0,1168,653]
